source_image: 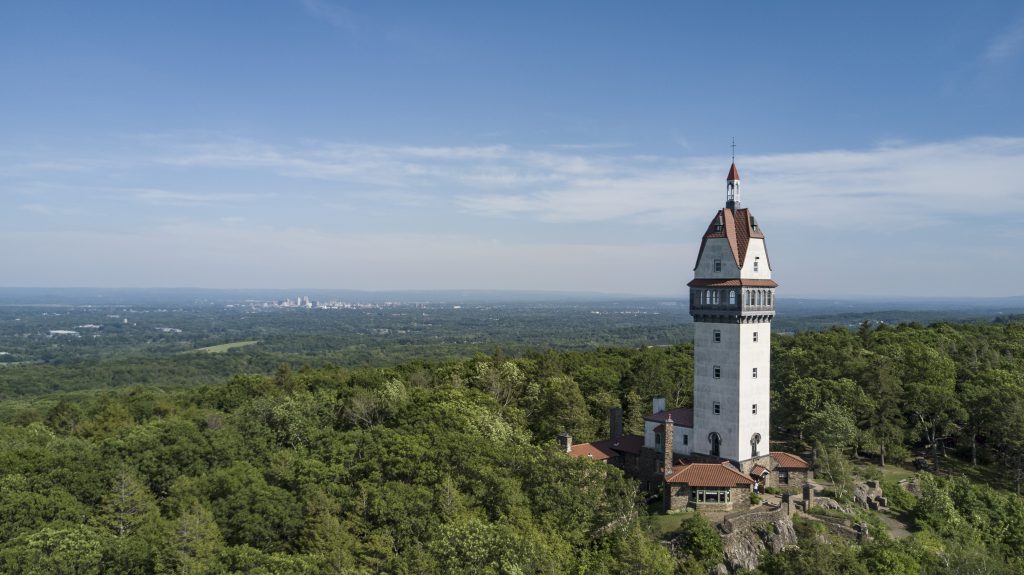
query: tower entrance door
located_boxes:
[709,432,721,457]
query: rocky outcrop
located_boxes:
[853,480,887,510]
[719,514,797,573]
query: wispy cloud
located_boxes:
[2,134,1024,295]
[985,16,1024,63]
[6,135,1024,232]
[300,0,357,33]
[131,189,271,207]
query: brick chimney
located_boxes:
[609,407,623,440]
[557,432,572,453]
[663,414,674,476]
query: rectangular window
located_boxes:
[754,257,760,272]
[683,434,688,446]
[713,366,721,379]
[713,401,720,415]
[753,331,758,342]
[753,404,758,414]
[729,291,736,305]
[779,470,790,485]
[713,329,721,342]
[752,367,758,379]
[714,259,722,272]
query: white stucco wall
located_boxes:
[643,419,694,456]
[693,237,742,275]
[739,237,772,279]
[691,317,772,463]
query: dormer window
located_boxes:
[714,259,722,273]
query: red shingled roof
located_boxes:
[644,407,694,427]
[692,207,766,270]
[569,435,646,460]
[771,451,811,469]
[569,441,617,461]
[687,278,778,288]
[727,162,740,181]
[666,462,754,487]
[751,465,769,477]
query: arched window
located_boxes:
[751,433,762,457]
[729,290,736,305]
[705,290,711,305]
[709,432,722,457]
[754,257,760,272]
[767,291,772,306]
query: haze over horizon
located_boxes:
[3,2,1023,297]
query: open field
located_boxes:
[191,340,259,353]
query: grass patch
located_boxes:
[190,340,259,354]
[649,512,686,536]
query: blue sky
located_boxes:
[2,1,1023,296]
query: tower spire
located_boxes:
[726,141,740,209]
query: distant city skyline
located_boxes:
[2,2,1023,297]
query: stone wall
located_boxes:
[720,504,787,534]
[773,468,810,488]
[665,485,752,512]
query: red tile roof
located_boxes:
[693,207,766,271]
[568,441,617,461]
[569,434,646,460]
[751,465,769,477]
[727,162,740,181]
[666,462,754,487]
[687,278,778,288]
[644,407,694,427]
[771,451,811,469]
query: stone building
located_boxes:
[564,162,811,512]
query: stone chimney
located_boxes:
[609,407,623,440]
[663,414,674,476]
[652,396,666,415]
[557,432,572,453]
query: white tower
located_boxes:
[689,163,775,465]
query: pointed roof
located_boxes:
[691,207,766,270]
[770,452,811,470]
[727,162,740,181]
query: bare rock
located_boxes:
[721,516,798,573]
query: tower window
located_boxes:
[683,434,688,445]
[713,366,721,379]
[753,404,758,414]
[713,329,721,342]
[754,257,760,272]
[713,402,720,415]
[714,259,722,272]
[752,367,758,379]
[753,331,758,342]
[729,290,736,305]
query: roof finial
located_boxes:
[731,137,736,163]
